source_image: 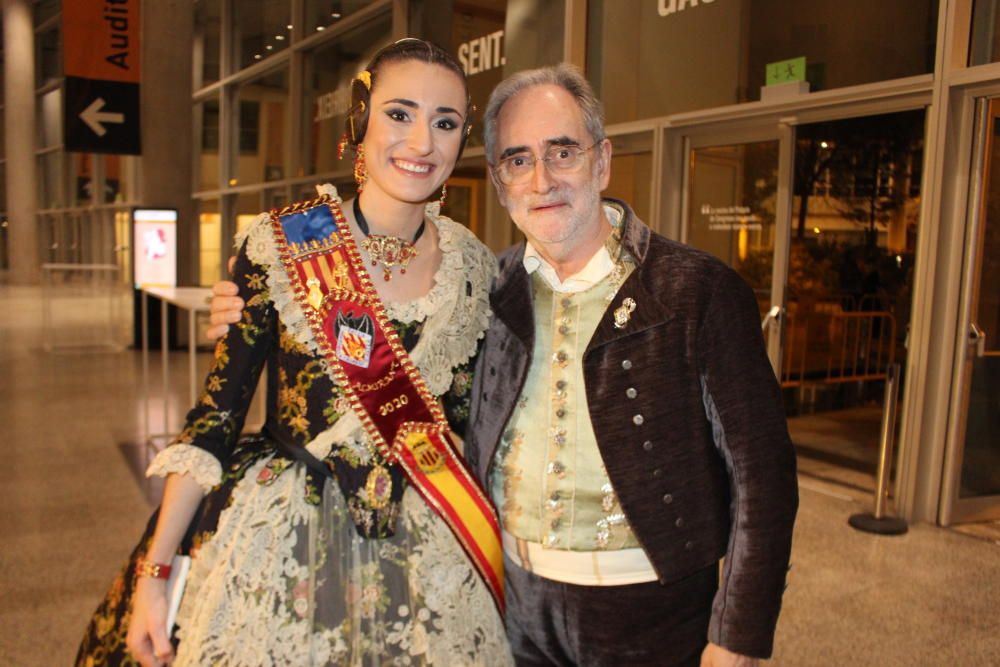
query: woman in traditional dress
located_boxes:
[76,39,511,667]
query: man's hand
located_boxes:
[207,280,243,340]
[206,256,243,341]
[701,643,759,667]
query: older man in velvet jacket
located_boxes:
[465,65,798,667]
[209,65,797,667]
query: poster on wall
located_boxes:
[133,209,177,289]
[62,0,141,154]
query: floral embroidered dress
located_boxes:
[76,187,511,667]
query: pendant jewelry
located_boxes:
[353,197,425,281]
[353,144,367,191]
[365,463,393,510]
[613,297,636,329]
[362,236,420,281]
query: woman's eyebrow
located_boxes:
[381,99,462,117]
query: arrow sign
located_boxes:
[80,98,125,137]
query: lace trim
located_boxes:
[239,184,496,396]
[146,444,222,492]
[173,460,512,666]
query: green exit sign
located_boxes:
[766,57,807,85]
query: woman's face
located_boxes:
[360,60,467,206]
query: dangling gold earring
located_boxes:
[353,143,367,192]
[338,133,349,160]
[439,183,447,206]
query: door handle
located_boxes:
[969,323,986,358]
[761,305,782,333]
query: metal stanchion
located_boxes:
[849,362,908,535]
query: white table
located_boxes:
[140,286,212,448]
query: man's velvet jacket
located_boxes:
[465,199,799,658]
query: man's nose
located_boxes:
[530,157,555,192]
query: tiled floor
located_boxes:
[1,285,998,666]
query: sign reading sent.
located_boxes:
[63,0,141,155]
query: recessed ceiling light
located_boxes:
[286,24,293,30]
[266,45,273,50]
[275,35,285,40]
[331,12,341,18]
[316,25,326,31]
[254,54,262,60]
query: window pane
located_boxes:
[234,0,292,70]
[304,16,391,177]
[195,0,222,85]
[198,198,222,286]
[304,0,371,33]
[451,0,508,149]
[588,0,939,124]
[196,96,221,191]
[37,28,60,88]
[235,68,288,187]
[970,0,1000,66]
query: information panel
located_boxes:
[133,208,177,289]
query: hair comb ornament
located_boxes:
[356,70,372,90]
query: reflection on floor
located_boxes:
[789,406,883,493]
[1,285,998,666]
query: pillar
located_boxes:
[3,0,39,283]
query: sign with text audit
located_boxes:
[62,0,141,155]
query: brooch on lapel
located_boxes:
[613,297,636,329]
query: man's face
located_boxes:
[491,84,611,252]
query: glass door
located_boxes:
[682,126,794,374]
[682,111,926,491]
[942,98,1000,524]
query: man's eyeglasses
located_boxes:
[493,141,601,186]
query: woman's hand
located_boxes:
[126,576,174,666]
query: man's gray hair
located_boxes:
[483,63,606,164]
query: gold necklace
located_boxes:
[354,197,425,281]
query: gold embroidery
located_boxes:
[277,361,325,438]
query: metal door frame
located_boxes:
[940,94,1000,524]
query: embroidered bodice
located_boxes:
[149,186,497,537]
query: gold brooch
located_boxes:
[613,297,636,329]
[306,277,324,311]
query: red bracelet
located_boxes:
[135,559,172,579]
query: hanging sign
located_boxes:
[63,0,141,155]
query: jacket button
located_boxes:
[643,440,653,451]
[622,359,633,370]
[633,414,644,426]
[675,517,685,528]
[685,541,694,551]
[626,387,637,399]
[662,493,673,504]
[653,468,662,478]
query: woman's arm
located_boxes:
[126,473,205,667]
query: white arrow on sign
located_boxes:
[80,98,125,137]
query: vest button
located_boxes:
[633,414,644,426]
[675,517,685,528]
[643,440,653,451]
[685,541,694,551]
[662,493,673,504]
[626,387,637,399]
[622,359,633,370]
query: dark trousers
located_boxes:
[504,555,717,667]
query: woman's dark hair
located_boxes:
[344,38,472,155]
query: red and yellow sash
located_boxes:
[269,194,504,613]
